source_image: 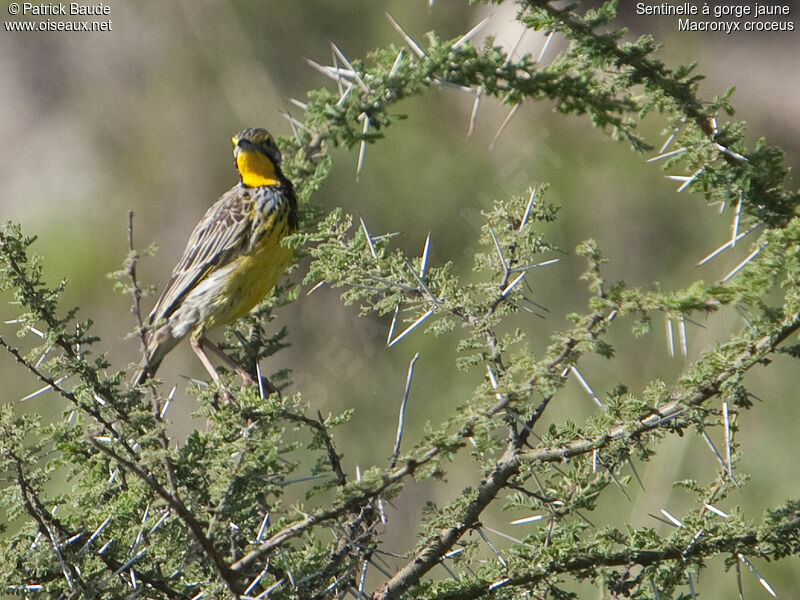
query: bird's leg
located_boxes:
[202,338,281,396]
[190,335,236,404]
[190,335,222,384]
[201,338,257,385]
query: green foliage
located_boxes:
[2,1,800,599]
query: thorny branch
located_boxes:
[230,447,440,572]
[3,0,800,597]
[0,230,136,429]
[0,334,138,458]
[278,408,348,487]
[421,516,800,600]
[126,211,178,496]
[374,308,800,599]
[11,453,80,592]
[525,0,719,140]
[89,437,244,595]
[9,444,185,598]
[127,211,149,368]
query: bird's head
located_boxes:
[232,128,283,187]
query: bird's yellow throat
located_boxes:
[236,150,281,187]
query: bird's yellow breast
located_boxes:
[201,211,292,330]
[236,151,281,187]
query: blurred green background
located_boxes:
[1,1,798,595]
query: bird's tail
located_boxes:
[131,355,164,387]
[130,333,179,387]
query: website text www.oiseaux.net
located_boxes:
[5,2,112,32]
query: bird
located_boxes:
[132,127,298,388]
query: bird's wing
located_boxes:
[148,186,253,324]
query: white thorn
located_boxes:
[256,363,265,400]
[159,387,175,419]
[486,365,499,389]
[19,376,68,402]
[149,510,170,534]
[256,512,270,543]
[475,527,506,566]
[510,258,560,273]
[279,110,309,137]
[358,560,369,598]
[359,216,378,260]
[688,574,698,600]
[391,353,419,466]
[722,402,733,475]
[389,49,405,77]
[679,316,688,358]
[503,26,527,67]
[453,15,492,50]
[510,515,544,525]
[330,42,368,92]
[305,57,348,83]
[704,503,730,518]
[489,104,519,150]
[378,498,387,524]
[700,429,736,485]
[737,554,777,597]
[433,79,474,93]
[488,226,508,273]
[501,272,526,297]
[731,194,743,248]
[651,579,662,600]
[387,304,399,345]
[34,346,52,368]
[387,307,435,348]
[519,188,537,231]
[537,31,554,63]
[570,367,603,409]
[331,48,343,96]
[666,318,675,357]
[721,245,764,282]
[245,564,270,595]
[356,116,370,180]
[486,365,502,403]
[715,142,747,162]
[696,224,759,266]
[467,88,482,137]
[482,525,526,545]
[77,516,112,555]
[660,508,683,528]
[489,578,511,591]
[307,280,325,295]
[336,84,354,107]
[386,13,425,58]
[646,147,688,163]
[668,167,703,192]
[419,233,431,278]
